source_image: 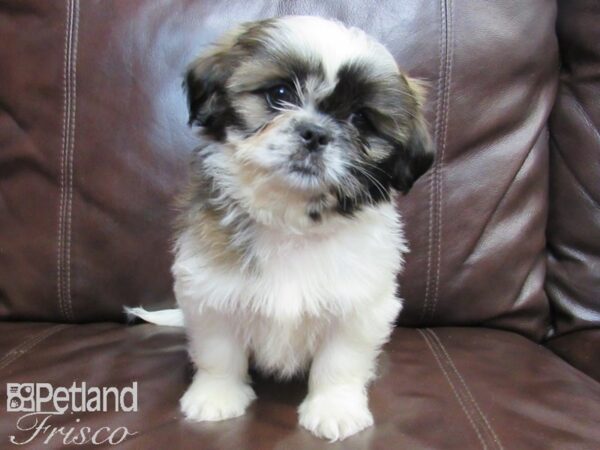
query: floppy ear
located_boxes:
[390,116,434,193]
[184,21,270,138]
[183,49,237,140]
[389,78,435,193]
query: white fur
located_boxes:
[133,202,406,440]
[167,202,405,441]
[129,16,411,442]
[124,306,183,327]
[173,202,404,322]
[270,16,399,84]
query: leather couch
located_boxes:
[1,1,599,448]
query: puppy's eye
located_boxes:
[348,109,373,131]
[349,110,369,127]
[266,85,296,109]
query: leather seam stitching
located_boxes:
[421,0,447,323]
[430,0,453,320]
[418,329,488,449]
[57,0,72,321]
[57,0,79,321]
[0,325,68,371]
[428,330,504,450]
[65,0,80,320]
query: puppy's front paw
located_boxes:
[180,374,256,422]
[298,388,374,442]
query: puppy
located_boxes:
[129,15,433,442]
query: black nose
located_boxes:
[297,123,331,152]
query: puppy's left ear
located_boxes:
[390,79,435,194]
[184,50,235,138]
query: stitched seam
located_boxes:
[418,329,488,449]
[430,0,453,320]
[0,325,68,371]
[58,0,65,317]
[421,0,447,323]
[64,0,74,320]
[428,330,504,450]
[65,0,80,320]
[57,0,79,321]
[57,0,73,320]
[421,167,434,322]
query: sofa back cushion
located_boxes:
[544,0,600,378]
[0,0,557,339]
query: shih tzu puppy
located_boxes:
[128,15,433,442]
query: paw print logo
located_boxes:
[6,383,35,412]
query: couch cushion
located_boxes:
[0,0,556,339]
[546,0,600,374]
[1,323,599,449]
[547,330,600,383]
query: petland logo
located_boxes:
[6,382,138,446]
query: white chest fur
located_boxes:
[174,203,405,318]
[173,202,406,376]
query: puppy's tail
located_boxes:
[124,306,184,327]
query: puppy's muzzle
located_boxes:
[296,122,331,153]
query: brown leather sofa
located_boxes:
[1,1,599,449]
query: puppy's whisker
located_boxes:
[270,99,303,113]
[356,158,389,176]
[342,161,388,203]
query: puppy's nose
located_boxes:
[297,123,331,152]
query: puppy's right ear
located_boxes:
[389,77,435,194]
[184,50,235,139]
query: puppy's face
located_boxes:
[185,16,433,218]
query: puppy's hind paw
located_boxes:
[180,374,256,422]
[298,388,374,442]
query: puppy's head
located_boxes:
[185,16,434,220]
